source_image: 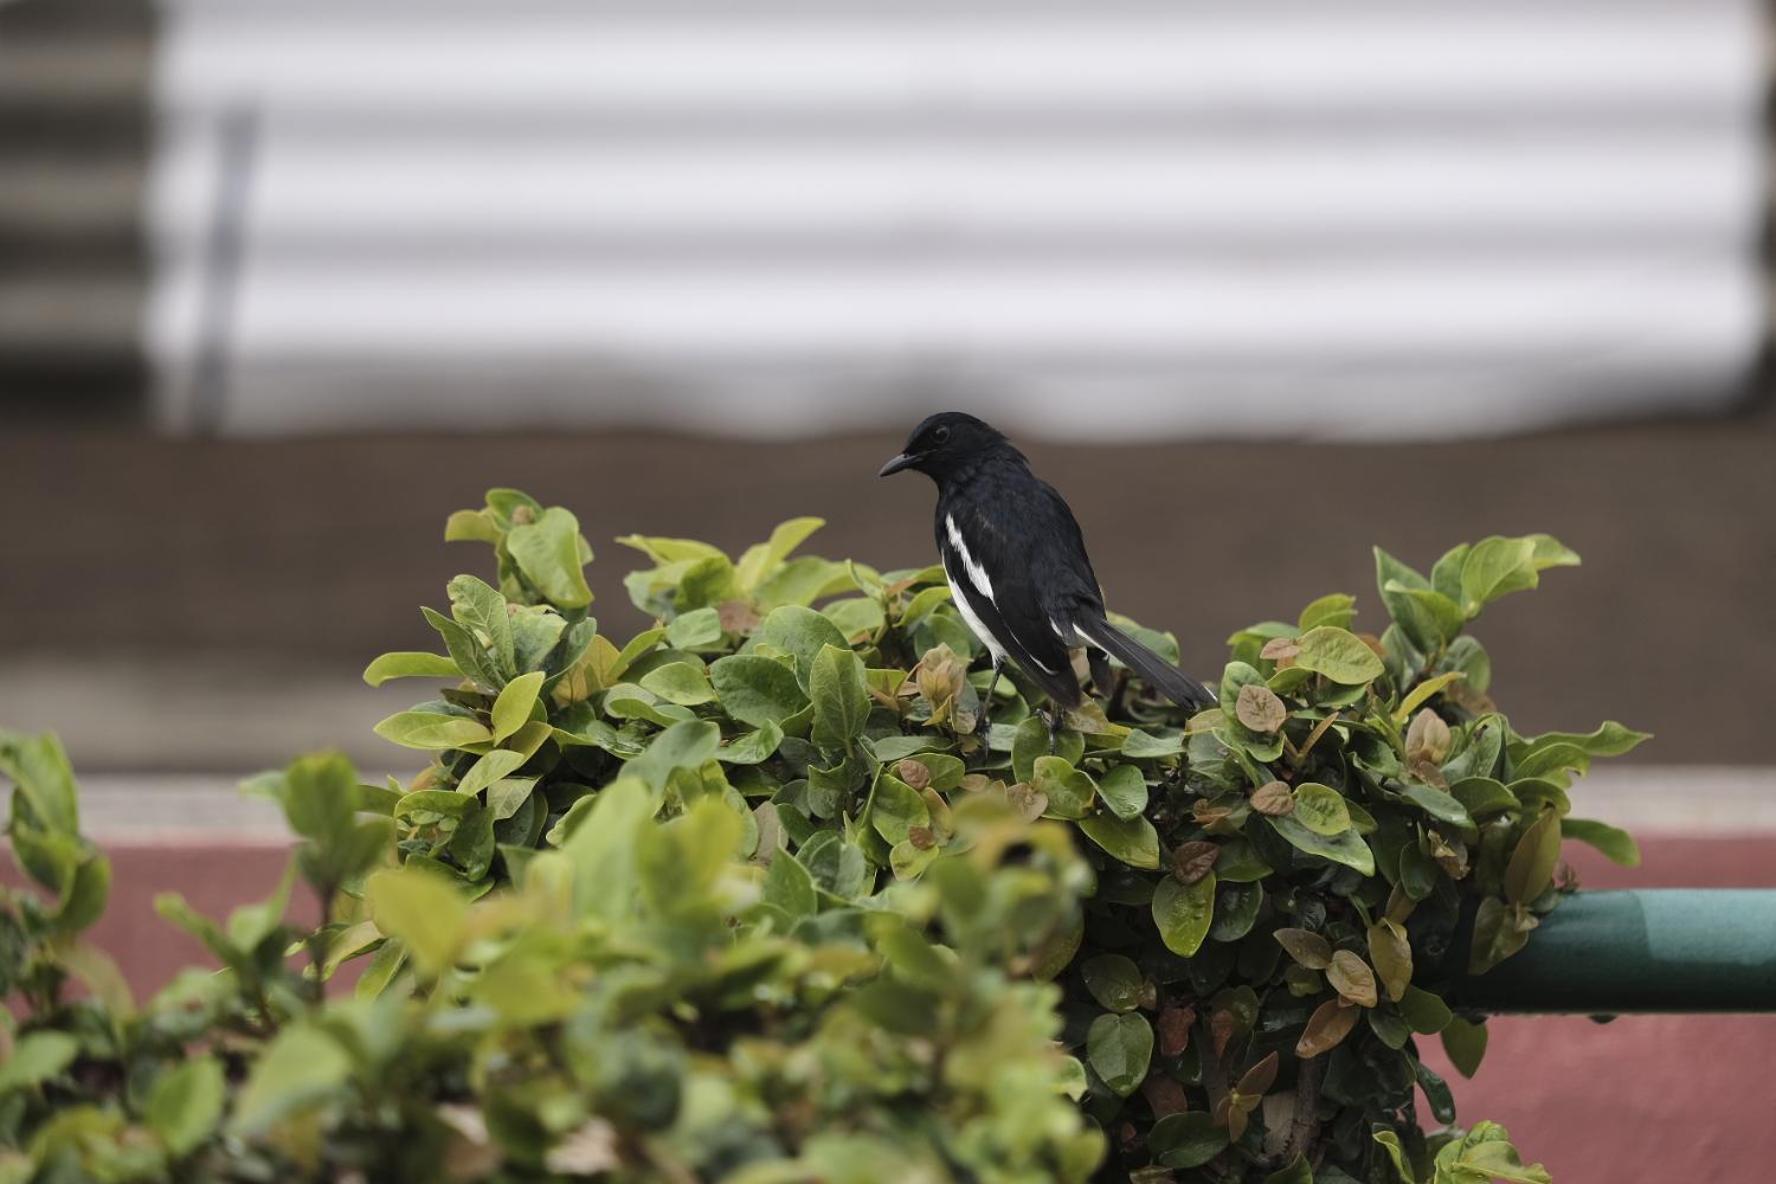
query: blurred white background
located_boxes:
[147,0,1766,439]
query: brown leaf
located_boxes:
[1005,782,1048,822]
[1260,636,1301,666]
[1172,840,1220,886]
[958,773,992,794]
[1272,928,1332,970]
[1141,1075,1190,1118]
[1192,800,1234,828]
[1357,632,1388,660]
[1235,1051,1279,1097]
[717,600,761,634]
[1295,998,1360,1058]
[1250,781,1295,816]
[1384,883,1418,926]
[1209,1007,1243,1059]
[1367,919,1413,1002]
[1157,1005,1197,1057]
[1224,1097,1249,1142]
[895,758,932,790]
[1235,684,1289,734]
[907,826,936,850]
[1326,950,1378,1008]
[1427,829,1470,879]
[1405,709,1453,766]
[1406,756,1450,790]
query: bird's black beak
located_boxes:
[878,452,916,477]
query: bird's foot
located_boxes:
[1037,706,1061,753]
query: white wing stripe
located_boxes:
[944,513,995,604]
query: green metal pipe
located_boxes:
[1449,890,1776,1014]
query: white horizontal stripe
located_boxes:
[158,9,1760,112]
[150,134,1758,245]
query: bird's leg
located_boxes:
[1038,705,1061,753]
[974,656,1005,735]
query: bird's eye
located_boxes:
[932,425,952,444]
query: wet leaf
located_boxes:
[1152,872,1217,956]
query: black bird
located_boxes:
[879,411,1215,722]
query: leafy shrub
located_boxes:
[1,735,1098,1182]
[1,488,1646,1182]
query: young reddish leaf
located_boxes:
[1172,840,1220,886]
[1250,781,1295,816]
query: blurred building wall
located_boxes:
[0,0,155,423]
[144,0,1767,439]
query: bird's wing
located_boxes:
[938,497,1082,706]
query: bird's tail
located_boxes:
[1075,613,1218,711]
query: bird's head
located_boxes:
[878,412,1016,482]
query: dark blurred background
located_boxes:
[4,3,1776,1178]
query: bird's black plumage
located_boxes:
[879,411,1216,714]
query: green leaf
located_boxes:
[756,605,852,689]
[1293,783,1352,836]
[362,651,462,687]
[1434,1121,1550,1184]
[762,850,818,918]
[447,574,516,681]
[1400,783,1473,828]
[1080,954,1146,1012]
[716,720,785,765]
[665,606,725,651]
[1449,776,1520,819]
[0,1031,78,1093]
[870,776,931,847]
[1086,1012,1153,1096]
[147,1056,226,1157]
[627,722,720,797]
[735,517,826,591]
[1393,672,1465,722]
[1504,811,1562,904]
[1078,813,1161,869]
[1515,721,1650,761]
[455,749,528,799]
[1121,729,1184,760]
[638,660,718,707]
[1151,872,1216,956]
[1150,1111,1230,1169]
[0,730,80,835]
[1441,1016,1489,1078]
[367,867,467,976]
[1294,626,1385,685]
[1032,756,1096,820]
[1096,764,1149,821]
[1266,813,1376,875]
[1299,592,1357,632]
[1381,583,1466,647]
[1561,818,1641,867]
[709,655,809,727]
[1459,536,1538,616]
[507,507,594,609]
[1398,986,1453,1035]
[490,670,545,742]
[809,645,871,750]
[373,710,494,751]
[1374,546,1443,653]
[231,1026,352,1135]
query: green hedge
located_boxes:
[0,489,1647,1183]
